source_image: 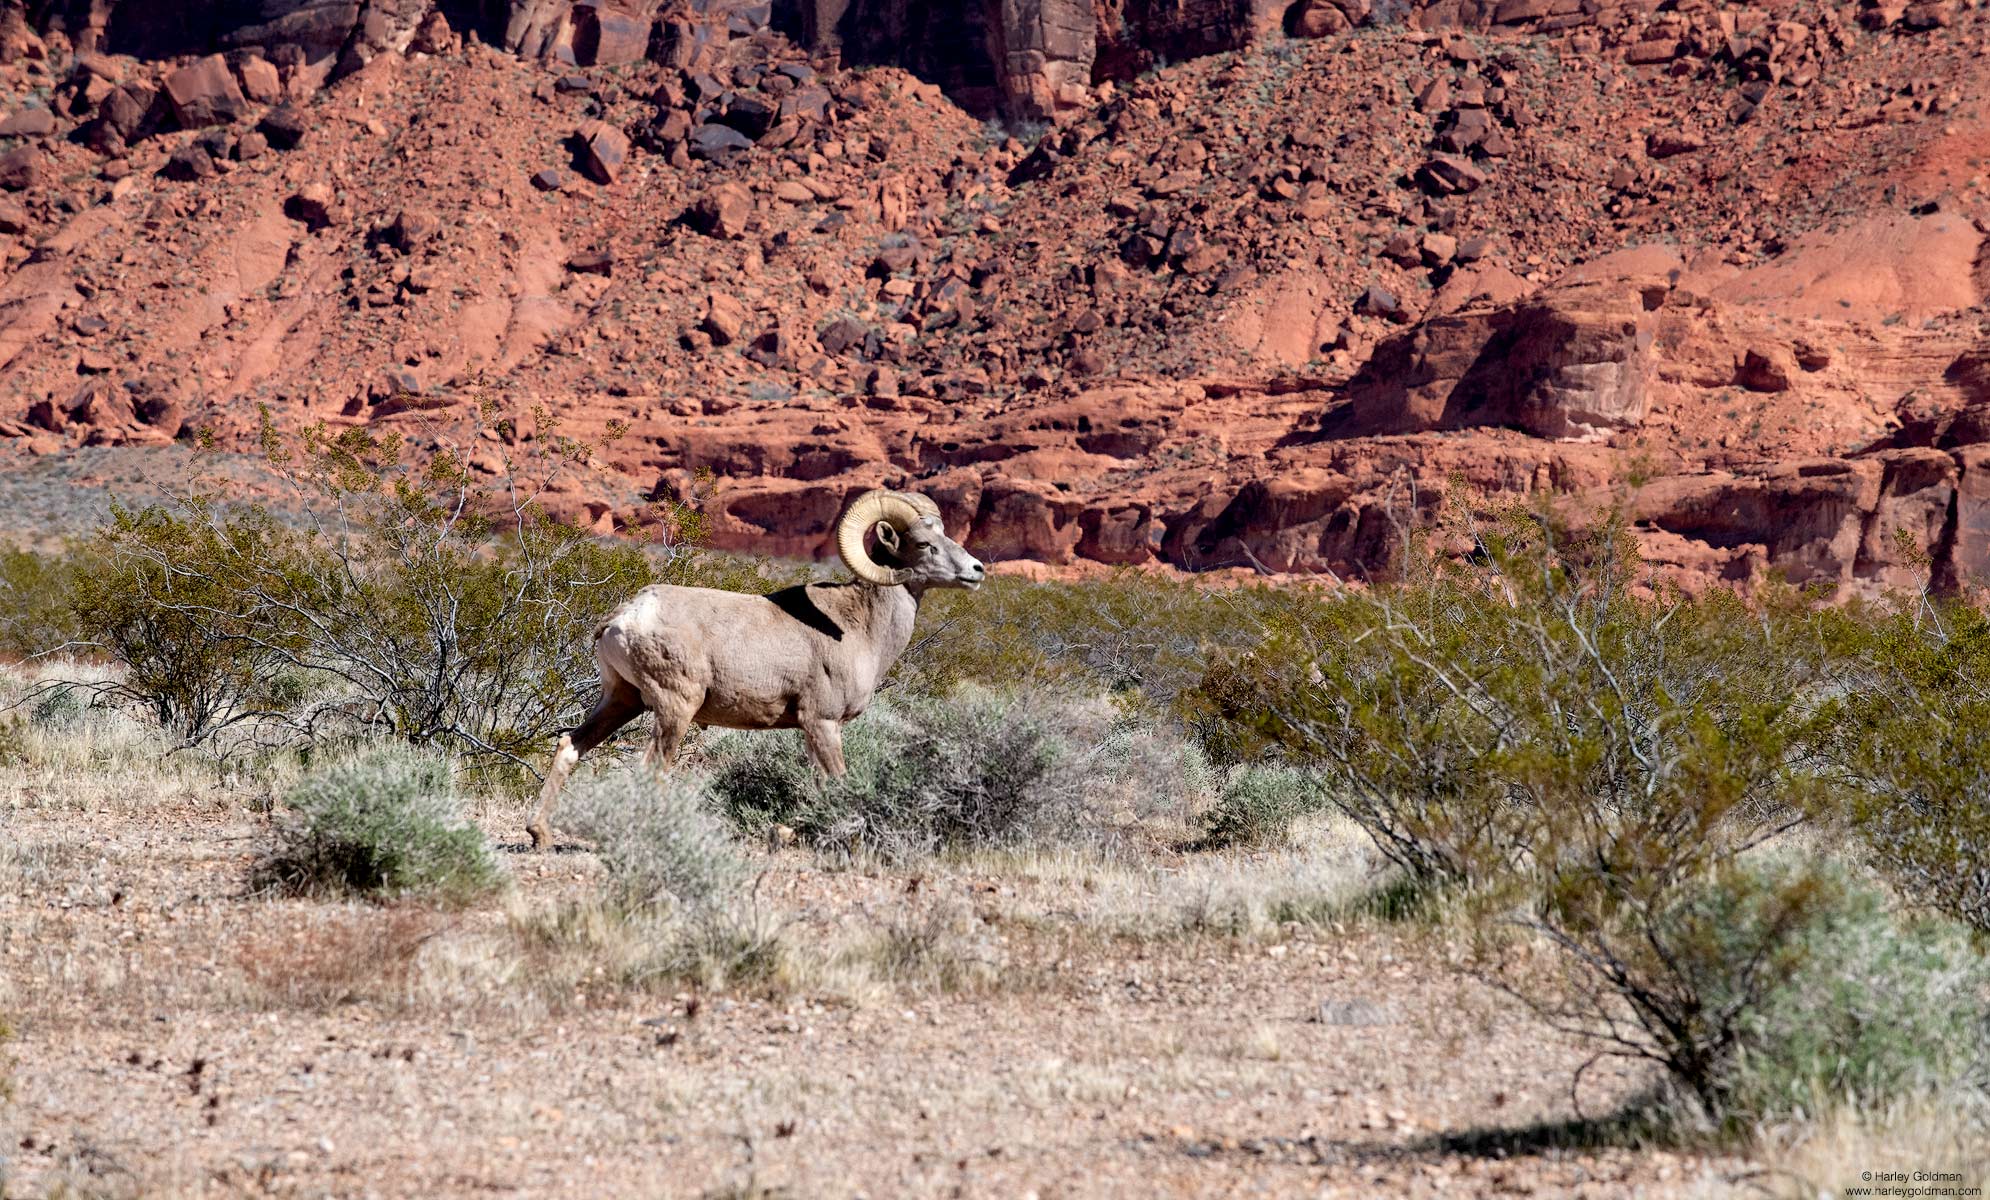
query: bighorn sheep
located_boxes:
[525,489,986,849]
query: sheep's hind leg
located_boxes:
[639,706,693,773]
[638,683,701,775]
[527,682,644,851]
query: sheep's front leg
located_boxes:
[802,718,848,777]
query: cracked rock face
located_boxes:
[1348,278,1657,443]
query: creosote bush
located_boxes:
[1824,600,1990,935]
[258,746,502,903]
[1201,496,1989,1125]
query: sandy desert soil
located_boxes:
[0,775,1756,1199]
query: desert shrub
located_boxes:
[1193,763,1321,849]
[1201,500,1962,1125]
[901,572,1318,712]
[258,746,502,902]
[1824,601,1990,935]
[1080,703,1220,826]
[71,503,319,743]
[0,545,83,660]
[50,412,788,770]
[835,905,1006,993]
[704,687,1088,859]
[27,681,86,730]
[1492,858,1989,1128]
[1723,872,1987,1122]
[560,768,747,914]
[1220,507,1835,887]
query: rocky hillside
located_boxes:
[2,0,1989,593]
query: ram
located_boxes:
[527,489,985,848]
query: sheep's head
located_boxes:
[836,489,985,591]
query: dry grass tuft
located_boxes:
[829,904,1008,996]
[1755,1091,1990,1197]
[229,906,449,1011]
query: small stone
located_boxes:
[702,292,746,345]
[575,120,629,185]
[382,209,438,252]
[1645,130,1704,159]
[567,248,613,275]
[530,167,564,192]
[690,182,754,239]
[1355,283,1406,322]
[257,106,307,150]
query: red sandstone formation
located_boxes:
[2,0,1990,596]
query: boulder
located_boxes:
[688,121,753,163]
[572,5,653,66]
[0,107,55,137]
[1416,155,1486,195]
[703,292,747,345]
[257,106,307,150]
[161,145,215,181]
[163,54,246,129]
[283,183,336,229]
[235,55,282,104]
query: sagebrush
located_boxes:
[258,746,503,902]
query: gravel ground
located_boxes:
[0,790,1752,1200]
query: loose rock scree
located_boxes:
[526,489,985,849]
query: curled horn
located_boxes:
[836,489,925,586]
[895,490,943,525]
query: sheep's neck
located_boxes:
[862,583,922,675]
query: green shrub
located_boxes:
[72,503,318,742]
[561,768,747,914]
[28,682,86,731]
[704,688,1088,859]
[0,545,82,660]
[1220,506,1835,887]
[258,746,503,902]
[1722,868,1988,1123]
[1827,601,1990,936]
[1504,858,1990,1128]
[1194,763,1320,849]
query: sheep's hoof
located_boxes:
[526,822,553,851]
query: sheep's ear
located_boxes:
[873,521,903,555]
